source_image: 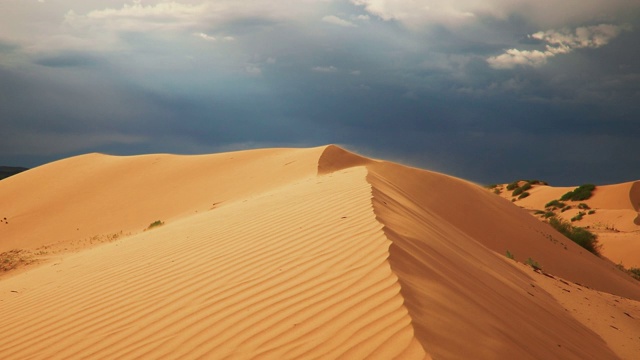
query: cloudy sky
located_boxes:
[1,0,639,185]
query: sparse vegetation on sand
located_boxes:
[628,268,640,281]
[578,203,590,210]
[548,216,600,256]
[525,257,542,271]
[506,181,520,191]
[0,249,35,272]
[571,212,586,222]
[506,179,547,191]
[545,200,566,209]
[499,180,548,200]
[615,263,640,281]
[512,183,532,197]
[147,220,165,230]
[560,184,596,201]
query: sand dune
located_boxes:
[0,148,323,252]
[1,145,639,359]
[496,180,640,267]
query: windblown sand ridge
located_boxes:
[1,145,639,359]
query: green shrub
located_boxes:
[571,212,585,222]
[549,216,600,255]
[534,210,545,215]
[506,181,520,191]
[560,184,596,201]
[506,250,515,260]
[561,206,572,212]
[545,200,566,209]
[588,210,596,215]
[578,203,590,210]
[525,257,541,270]
[628,268,640,281]
[486,184,498,189]
[147,220,164,229]
[543,211,555,218]
[549,216,571,234]
[493,188,502,195]
[0,249,34,272]
[518,192,530,199]
[512,183,532,197]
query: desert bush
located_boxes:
[525,257,541,271]
[549,216,600,255]
[506,181,520,191]
[518,192,530,199]
[147,220,164,229]
[0,249,34,272]
[534,210,545,215]
[493,188,502,195]
[628,268,640,281]
[560,184,596,201]
[571,212,585,222]
[512,183,532,197]
[506,250,515,260]
[561,206,572,212]
[588,210,596,215]
[545,200,566,209]
[486,184,498,189]
[543,211,555,218]
[578,203,590,210]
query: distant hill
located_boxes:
[0,166,28,180]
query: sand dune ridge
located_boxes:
[1,145,639,359]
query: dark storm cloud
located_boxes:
[0,1,639,185]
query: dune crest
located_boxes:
[1,145,639,359]
[317,144,373,175]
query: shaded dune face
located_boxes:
[319,146,640,359]
[0,145,639,359]
[366,165,618,360]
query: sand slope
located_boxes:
[0,148,323,252]
[496,180,640,267]
[1,145,639,359]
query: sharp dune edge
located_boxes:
[0,145,639,359]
